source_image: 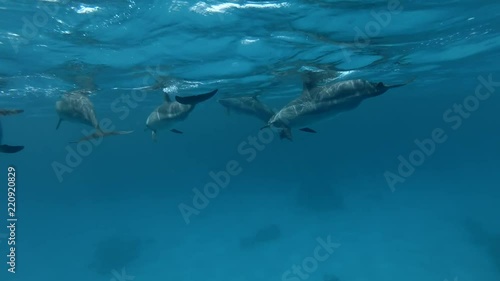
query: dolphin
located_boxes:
[218,95,275,123]
[0,109,23,116]
[0,109,24,153]
[145,89,218,142]
[266,77,415,141]
[56,90,133,143]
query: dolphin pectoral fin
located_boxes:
[260,125,270,131]
[302,72,321,93]
[56,119,62,130]
[0,145,24,153]
[279,128,293,141]
[175,89,218,105]
[170,129,183,134]
[152,130,157,142]
[299,127,317,133]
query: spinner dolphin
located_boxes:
[266,76,414,140]
[145,89,218,142]
[56,90,133,143]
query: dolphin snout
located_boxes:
[261,119,276,131]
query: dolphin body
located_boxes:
[0,109,24,153]
[56,90,133,143]
[0,109,23,116]
[218,95,275,123]
[267,77,414,140]
[145,89,218,142]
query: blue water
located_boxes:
[1,0,500,280]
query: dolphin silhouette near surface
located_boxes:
[218,94,276,124]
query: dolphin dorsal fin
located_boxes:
[301,72,322,96]
[302,82,311,96]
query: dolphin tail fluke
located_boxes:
[56,118,62,130]
[175,89,218,105]
[152,130,157,142]
[0,144,24,153]
[70,130,133,143]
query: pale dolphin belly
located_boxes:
[287,110,340,128]
[57,109,95,127]
[276,98,363,128]
[145,110,179,131]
